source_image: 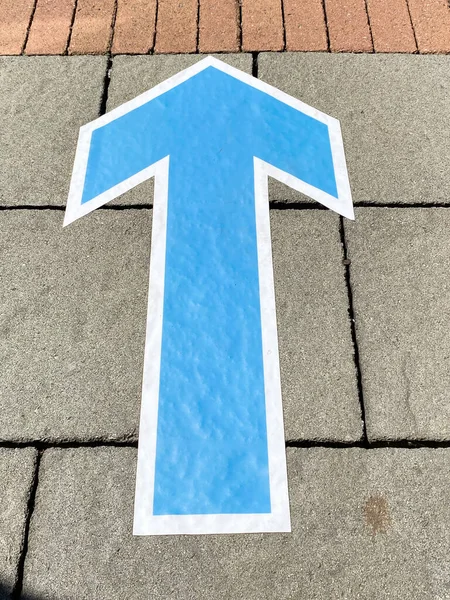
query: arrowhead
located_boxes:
[65,56,353,226]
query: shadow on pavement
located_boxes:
[0,581,52,600]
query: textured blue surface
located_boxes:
[82,67,337,515]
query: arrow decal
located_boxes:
[65,57,353,535]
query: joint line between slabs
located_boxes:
[108,0,119,55]
[363,0,375,52]
[11,449,43,600]
[150,0,159,54]
[238,0,243,51]
[21,0,39,55]
[339,215,368,443]
[196,0,201,53]
[404,0,419,53]
[280,0,287,51]
[252,51,259,77]
[65,0,79,55]
[0,440,139,450]
[4,202,450,213]
[1,439,450,451]
[322,0,331,52]
[286,439,450,449]
[99,55,113,116]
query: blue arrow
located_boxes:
[65,57,353,535]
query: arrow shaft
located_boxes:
[134,156,289,533]
[157,154,268,515]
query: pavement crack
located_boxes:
[340,216,368,444]
[65,0,79,55]
[280,0,287,51]
[109,0,119,54]
[99,56,113,117]
[238,0,243,51]
[362,0,375,52]
[151,0,160,54]
[11,449,42,600]
[405,0,419,52]
[196,0,201,53]
[322,0,331,52]
[252,52,259,77]
[21,0,38,55]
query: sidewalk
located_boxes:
[0,31,450,600]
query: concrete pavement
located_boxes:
[0,52,449,598]
[22,447,450,599]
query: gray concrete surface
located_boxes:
[346,208,450,441]
[23,446,450,600]
[0,56,106,208]
[2,53,450,600]
[259,53,450,207]
[106,54,253,207]
[0,209,150,442]
[0,208,360,442]
[0,448,36,597]
[272,210,360,441]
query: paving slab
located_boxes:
[0,209,150,442]
[258,53,450,207]
[346,208,450,441]
[24,446,450,599]
[272,210,360,441]
[0,448,36,598]
[0,209,360,442]
[0,56,106,208]
[106,54,252,207]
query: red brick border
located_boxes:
[367,0,416,53]
[69,0,116,54]
[26,0,75,55]
[199,0,239,53]
[0,0,35,55]
[112,0,157,54]
[284,0,328,52]
[1,0,449,55]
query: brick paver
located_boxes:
[25,0,75,55]
[284,0,328,51]
[2,0,450,54]
[112,0,157,54]
[69,0,116,54]
[408,0,450,53]
[199,0,240,53]
[154,0,198,53]
[0,0,35,55]
[326,0,373,51]
[367,0,416,52]
[241,0,284,51]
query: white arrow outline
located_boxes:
[64,57,353,535]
